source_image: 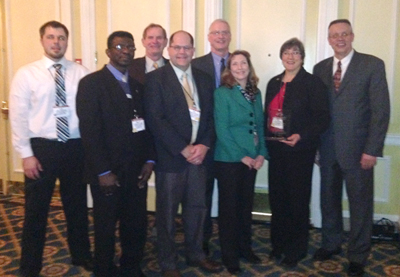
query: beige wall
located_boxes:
[1,0,399,220]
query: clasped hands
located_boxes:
[181,144,209,165]
[241,155,265,170]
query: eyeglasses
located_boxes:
[209,31,230,36]
[283,51,301,57]
[111,44,136,51]
[169,45,193,51]
[329,32,352,39]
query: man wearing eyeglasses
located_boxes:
[191,18,231,256]
[77,31,154,277]
[129,23,169,84]
[313,19,390,276]
[144,30,221,277]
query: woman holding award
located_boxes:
[264,38,330,267]
[214,50,268,274]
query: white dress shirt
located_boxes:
[333,49,354,80]
[9,55,90,158]
[145,56,165,73]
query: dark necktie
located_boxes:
[333,61,342,92]
[220,58,226,75]
[54,64,69,142]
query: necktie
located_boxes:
[54,64,69,142]
[220,58,225,75]
[333,61,342,92]
[153,62,158,69]
[182,73,193,108]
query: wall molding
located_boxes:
[80,0,96,72]
[315,0,338,63]
[182,0,196,40]
[203,0,223,53]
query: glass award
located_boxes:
[266,109,290,140]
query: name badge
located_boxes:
[132,118,145,133]
[271,116,284,129]
[189,107,201,122]
[53,106,70,118]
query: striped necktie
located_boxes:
[333,61,342,92]
[54,64,69,142]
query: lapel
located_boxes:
[205,53,216,86]
[164,64,191,116]
[338,51,359,94]
[231,85,251,110]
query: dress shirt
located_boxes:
[145,56,165,73]
[211,52,229,88]
[170,61,200,143]
[9,56,90,158]
[333,49,354,80]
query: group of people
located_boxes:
[9,17,389,277]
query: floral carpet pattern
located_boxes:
[0,194,399,276]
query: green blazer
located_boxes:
[214,85,268,162]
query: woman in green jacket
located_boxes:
[214,50,268,274]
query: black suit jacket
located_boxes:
[144,63,214,173]
[77,66,155,183]
[192,53,217,89]
[128,56,169,85]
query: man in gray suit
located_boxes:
[191,19,231,255]
[313,19,390,276]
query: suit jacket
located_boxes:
[128,56,169,85]
[144,63,214,173]
[313,51,390,169]
[77,66,155,183]
[192,53,217,89]
[214,85,268,162]
[264,67,330,151]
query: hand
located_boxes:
[254,155,265,170]
[281,134,301,147]
[360,153,377,170]
[186,144,209,165]
[138,162,154,188]
[98,172,119,196]
[23,156,43,180]
[241,156,255,169]
[181,145,195,159]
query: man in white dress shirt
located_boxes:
[9,20,92,277]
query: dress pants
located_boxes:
[91,162,147,277]
[320,161,373,265]
[268,145,316,261]
[155,164,207,271]
[20,138,90,277]
[203,162,215,244]
[215,162,257,268]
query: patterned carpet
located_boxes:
[0,194,399,277]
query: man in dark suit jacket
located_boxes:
[77,31,154,277]
[144,30,221,277]
[191,19,231,254]
[313,19,390,276]
[129,23,168,84]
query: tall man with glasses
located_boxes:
[144,30,221,277]
[192,18,231,255]
[313,19,390,276]
[9,20,92,277]
[77,31,154,277]
[129,23,168,84]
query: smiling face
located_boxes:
[328,22,354,59]
[40,26,68,61]
[142,26,168,59]
[106,36,135,72]
[230,54,250,87]
[168,31,195,71]
[281,47,303,74]
[208,20,231,56]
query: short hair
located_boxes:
[280,37,305,61]
[142,23,167,39]
[329,19,352,29]
[169,30,194,46]
[208,19,231,33]
[221,50,259,92]
[107,31,134,49]
[39,21,69,38]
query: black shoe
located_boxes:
[280,257,298,268]
[203,241,210,256]
[347,262,365,276]
[187,259,222,273]
[72,258,94,272]
[269,249,282,260]
[227,267,242,275]
[241,251,261,264]
[313,247,341,261]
